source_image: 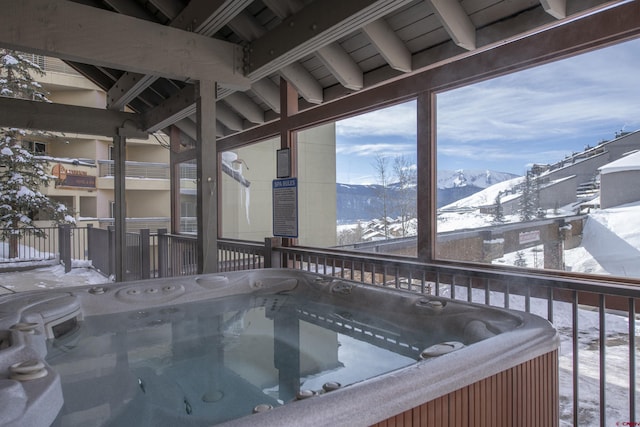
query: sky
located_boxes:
[335,37,640,185]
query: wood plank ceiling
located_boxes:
[0,0,623,142]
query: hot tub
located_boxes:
[0,269,559,427]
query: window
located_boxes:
[334,101,417,255]
[293,101,417,253]
[435,38,640,279]
[22,141,47,155]
[220,138,278,241]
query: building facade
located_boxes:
[33,56,171,231]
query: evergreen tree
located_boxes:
[519,172,535,221]
[492,193,505,224]
[514,251,527,267]
[1,49,74,258]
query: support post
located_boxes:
[279,78,298,248]
[86,223,93,263]
[417,91,436,262]
[59,224,72,273]
[195,80,218,273]
[157,228,168,278]
[169,125,182,234]
[140,228,150,279]
[264,237,283,268]
[113,131,127,282]
[108,225,115,278]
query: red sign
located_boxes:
[52,164,96,189]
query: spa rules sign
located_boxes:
[273,178,298,238]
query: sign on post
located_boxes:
[273,178,298,238]
[519,230,540,245]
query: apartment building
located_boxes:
[32,56,171,231]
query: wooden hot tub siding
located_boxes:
[371,350,558,427]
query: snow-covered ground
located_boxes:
[0,261,109,294]
[347,190,640,424]
[336,195,640,425]
[438,283,638,426]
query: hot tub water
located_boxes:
[46,294,425,426]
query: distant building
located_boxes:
[599,150,640,208]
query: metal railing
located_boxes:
[97,160,170,179]
[22,54,82,76]
[274,245,638,427]
[1,226,266,278]
[0,226,90,264]
[97,218,171,233]
[4,226,636,425]
[157,231,197,277]
[218,239,267,272]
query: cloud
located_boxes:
[336,101,417,138]
[438,143,570,164]
[437,39,640,144]
[336,142,415,157]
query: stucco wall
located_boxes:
[220,123,337,247]
[600,170,640,208]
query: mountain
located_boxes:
[436,169,520,207]
[337,169,520,223]
[437,169,519,189]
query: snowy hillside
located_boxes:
[337,169,520,221]
[440,175,523,209]
[440,174,640,278]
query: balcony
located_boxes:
[97,160,170,190]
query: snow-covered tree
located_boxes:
[519,172,535,221]
[492,193,505,224]
[1,49,75,258]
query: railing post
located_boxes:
[140,229,150,280]
[59,224,72,273]
[265,237,282,268]
[108,226,115,278]
[86,223,93,263]
[157,228,168,278]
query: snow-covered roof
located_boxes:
[599,150,640,174]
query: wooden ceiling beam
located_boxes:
[0,0,248,86]
[316,43,363,91]
[0,96,147,138]
[245,0,414,80]
[428,0,476,51]
[541,0,567,19]
[362,19,412,72]
[280,63,324,104]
